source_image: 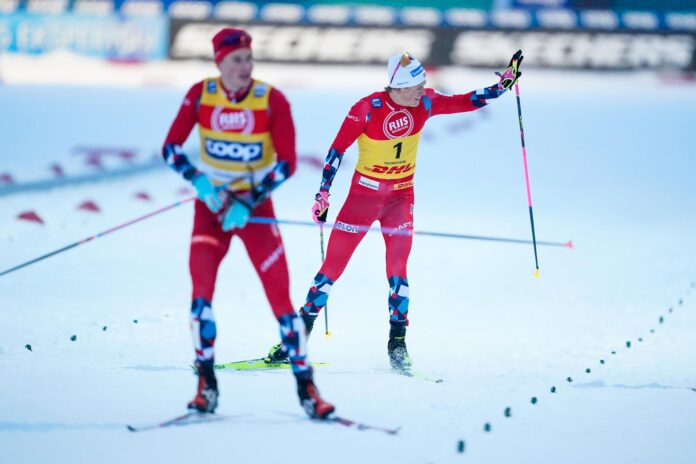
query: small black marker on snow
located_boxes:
[25,344,32,351]
[483,423,491,432]
[659,317,664,324]
[626,341,631,348]
[133,319,138,324]
[669,307,673,313]
[585,368,591,373]
[504,407,511,417]
[102,326,107,331]
[530,397,538,405]
[611,351,617,355]
[638,337,643,342]
[566,377,573,383]
[457,440,465,453]
[70,335,77,341]
[600,360,605,364]
[550,386,556,393]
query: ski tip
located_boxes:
[533,269,540,278]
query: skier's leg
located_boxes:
[301,186,381,319]
[187,200,232,412]
[238,199,293,320]
[277,313,335,418]
[237,199,334,417]
[238,199,311,361]
[189,200,233,304]
[380,190,414,372]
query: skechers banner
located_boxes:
[170,21,435,63]
[0,13,168,59]
[449,30,696,70]
[170,19,696,70]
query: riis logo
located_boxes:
[205,138,263,162]
[211,107,255,134]
[383,109,414,139]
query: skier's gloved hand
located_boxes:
[221,196,252,231]
[312,191,330,224]
[495,50,523,91]
[192,173,223,213]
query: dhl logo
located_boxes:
[364,163,414,175]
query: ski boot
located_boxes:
[296,368,335,419]
[188,360,219,413]
[264,312,317,364]
[388,322,412,374]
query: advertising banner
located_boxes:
[170,19,696,71]
[0,13,168,60]
[170,21,436,64]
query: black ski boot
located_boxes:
[296,368,335,419]
[388,322,412,374]
[264,312,317,364]
[188,360,219,413]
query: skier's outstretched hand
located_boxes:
[496,50,523,91]
[312,191,330,224]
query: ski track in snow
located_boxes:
[1,62,695,463]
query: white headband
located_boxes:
[387,52,426,89]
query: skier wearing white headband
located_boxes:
[265,50,523,375]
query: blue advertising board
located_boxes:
[0,13,168,60]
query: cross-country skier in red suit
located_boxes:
[162,27,334,418]
[265,50,524,373]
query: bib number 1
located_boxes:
[393,142,403,159]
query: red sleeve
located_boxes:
[330,98,371,153]
[163,82,202,147]
[268,87,297,176]
[427,88,478,116]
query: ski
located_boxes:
[278,411,399,435]
[324,414,401,435]
[401,370,444,384]
[389,367,444,383]
[214,358,329,371]
[126,411,227,432]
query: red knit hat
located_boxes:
[212,28,252,64]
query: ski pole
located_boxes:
[318,223,332,337]
[0,197,196,278]
[247,217,571,249]
[1,175,255,279]
[513,79,541,277]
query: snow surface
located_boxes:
[1,55,695,463]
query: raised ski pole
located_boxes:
[319,223,332,337]
[0,197,195,278]
[513,78,541,277]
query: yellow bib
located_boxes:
[356,132,420,179]
[198,78,276,189]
